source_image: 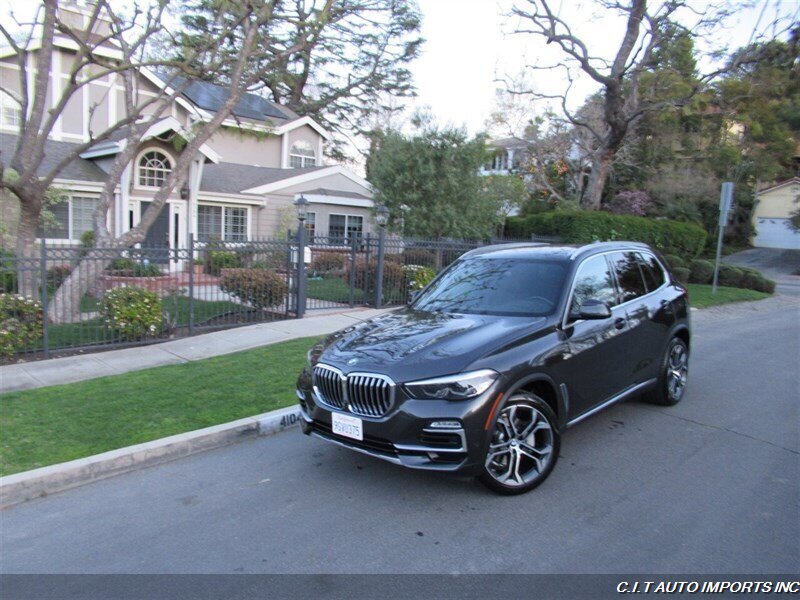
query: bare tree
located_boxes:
[507,0,747,209]
[1,0,329,321]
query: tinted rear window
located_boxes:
[413,257,567,316]
[637,252,666,292]
[609,252,647,302]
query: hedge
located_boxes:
[506,211,707,260]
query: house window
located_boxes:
[329,214,363,245]
[0,91,21,128]
[38,195,100,241]
[289,141,316,168]
[197,204,249,242]
[304,212,316,243]
[138,150,172,187]
[225,207,247,242]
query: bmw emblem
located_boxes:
[347,358,359,366]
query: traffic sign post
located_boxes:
[712,182,734,294]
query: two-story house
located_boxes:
[0,3,375,252]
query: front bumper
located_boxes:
[296,368,499,475]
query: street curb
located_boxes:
[0,405,303,510]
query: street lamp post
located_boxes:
[294,196,309,318]
[374,205,389,309]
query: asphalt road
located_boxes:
[1,297,798,575]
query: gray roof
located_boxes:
[200,162,326,194]
[0,133,107,182]
[303,187,371,200]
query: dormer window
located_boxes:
[138,150,172,187]
[289,141,316,168]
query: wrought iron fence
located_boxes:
[0,232,535,361]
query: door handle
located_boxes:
[614,317,626,330]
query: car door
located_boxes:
[558,254,631,418]
[608,251,675,385]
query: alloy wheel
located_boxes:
[484,402,555,488]
[666,342,688,402]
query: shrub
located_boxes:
[344,258,406,297]
[219,269,288,309]
[108,258,162,277]
[207,251,239,275]
[0,294,43,359]
[755,277,776,294]
[717,265,744,288]
[689,259,714,284]
[45,264,72,295]
[604,190,656,217]
[0,248,17,293]
[505,211,707,260]
[672,267,690,284]
[310,252,347,273]
[403,264,436,292]
[99,287,163,341]
[663,254,685,270]
[80,230,94,257]
[403,248,434,266]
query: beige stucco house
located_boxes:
[752,178,800,250]
[0,4,375,251]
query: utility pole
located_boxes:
[712,182,734,295]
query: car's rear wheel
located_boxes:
[478,392,560,495]
[643,337,689,406]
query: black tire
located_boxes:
[478,392,561,495]
[643,337,689,406]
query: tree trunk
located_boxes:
[15,199,41,298]
[582,149,615,210]
[48,250,112,324]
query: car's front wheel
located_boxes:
[478,392,560,495]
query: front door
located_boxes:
[559,254,630,417]
[141,201,170,264]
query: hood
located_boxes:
[312,308,546,382]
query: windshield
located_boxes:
[412,256,568,317]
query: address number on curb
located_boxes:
[279,412,301,428]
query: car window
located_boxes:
[637,252,666,292]
[413,257,568,317]
[609,251,647,303]
[569,255,617,315]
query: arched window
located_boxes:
[138,150,172,187]
[289,141,316,168]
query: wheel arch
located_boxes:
[504,373,567,429]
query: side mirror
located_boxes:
[575,299,611,320]
[408,290,420,304]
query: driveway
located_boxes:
[1,297,798,574]
[724,247,800,296]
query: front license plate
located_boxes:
[331,412,363,441]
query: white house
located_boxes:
[0,3,376,251]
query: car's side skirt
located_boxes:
[566,378,658,428]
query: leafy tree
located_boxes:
[175,0,424,160]
[366,119,503,239]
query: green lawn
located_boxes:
[0,336,320,476]
[686,283,770,308]
[308,276,363,303]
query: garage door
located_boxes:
[755,218,800,250]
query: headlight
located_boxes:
[405,369,499,400]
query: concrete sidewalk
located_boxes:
[0,308,389,394]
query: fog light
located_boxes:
[429,420,461,429]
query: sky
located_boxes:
[406,0,800,136]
